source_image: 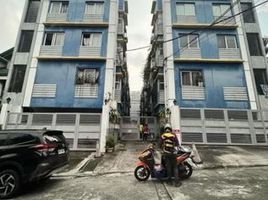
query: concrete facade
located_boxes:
[141,0,268,145]
[0,0,130,152]
[141,0,268,114]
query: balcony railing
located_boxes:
[40,46,63,56]
[182,86,205,100]
[157,90,164,104]
[118,23,124,35]
[79,47,101,57]
[83,14,104,22]
[115,89,121,102]
[219,48,241,59]
[213,16,235,25]
[180,48,201,58]
[46,13,67,22]
[176,15,197,24]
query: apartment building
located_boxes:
[0,48,13,108]
[141,0,268,145]
[0,0,130,152]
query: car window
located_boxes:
[0,133,8,146]
[8,133,37,145]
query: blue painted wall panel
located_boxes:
[67,0,110,22]
[157,0,163,11]
[44,27,108,57]
[172,29,239,59]
[174,63,250,109]
[31,61,106,108]
[171,0,233,24]
[119,0,124,11]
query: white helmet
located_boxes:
[164,123,172,132]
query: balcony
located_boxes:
[213,16,235,26]
[157,90,164,104]
[115,89,121,102]
[155,55,164,67]
[46,13,67,22]
[176,15,197,24]
[219,48,241,59]
[83,14,104,22]
[39,46,63,56]
[180,48,201,59]
[118,22,124,35]
[182,86,205,100]
[79,47,101,57]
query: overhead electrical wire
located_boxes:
[163,0,268,60]
[125,0,268,54]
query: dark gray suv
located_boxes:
[0,129,70,199]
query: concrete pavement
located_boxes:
[15,166,268,200]
[57,142,268,177]
[76,142,268,175]
[12,142,268,200]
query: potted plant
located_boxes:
[106,134,116,152]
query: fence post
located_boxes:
[224,110,231,144]
[95,140,101,157]
[201,109,206,143]
[247,110,256,145]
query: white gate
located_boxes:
[120,116,157,140]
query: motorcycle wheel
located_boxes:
[134,166,150,181]
[179,162,193,179]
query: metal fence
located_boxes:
[119,116,157,140]
[5,112,101,151]
[180,108,268,145]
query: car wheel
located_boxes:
[0,169,20,199]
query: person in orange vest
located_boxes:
[160,123,182,187]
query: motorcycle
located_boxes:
[134,144,195,181]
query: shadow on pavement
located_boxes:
[16,178,63,199]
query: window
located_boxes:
[241,3,255,23]
[217,35,237,48]
[179,34,199,48]
[212,4,232,18]
[159,82,164,90]
[254,69,268,95]
[181,71,204,87]
[81,33,102,47]
[49,1,69,14]
[8,133,37,145]
[0,133,8,146]
[18,30,34,52]
[43,32,65,46]
[246,33,263,56]
[25,0,40,22]
[76,68,99,85]
[176,3,195,16]
[8,65,26,93]
[115,77,121,90]
[85,2,104,14]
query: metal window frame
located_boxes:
[180,70,204,87]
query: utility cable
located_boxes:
[127,0,268,54]
[164,0,267,61]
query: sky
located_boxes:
[0,0,267,92]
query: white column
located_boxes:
[162,0,181,132]
[99,0,118,153]
[232,0,257,110]
[23,0,50,106]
